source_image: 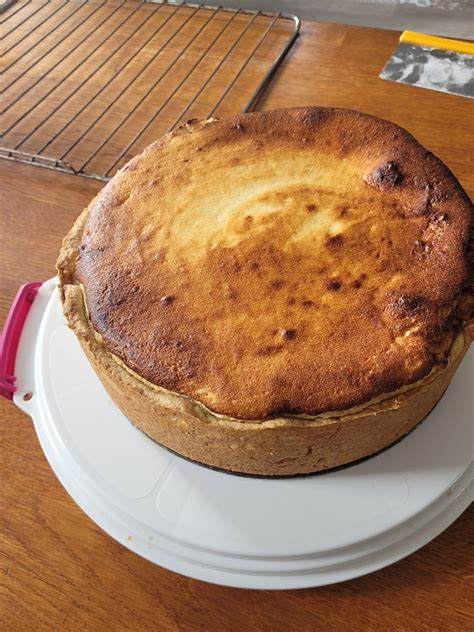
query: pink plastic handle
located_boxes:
[0,282,42,401]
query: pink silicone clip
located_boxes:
[0,282,42,401]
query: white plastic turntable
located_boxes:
[4,278,473,589]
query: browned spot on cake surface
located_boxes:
[279,328,297,340]
[325,234,344,248]
[160,295,175,305]
[326,278,342,291]
[364,161,403,190]
[270,278,284,290]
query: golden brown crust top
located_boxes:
[74,107,472,419]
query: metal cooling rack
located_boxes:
[0,0,300,181]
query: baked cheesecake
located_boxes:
[57,107,473,476]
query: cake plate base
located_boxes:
[11,279,473,589]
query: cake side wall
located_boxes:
[62,282,471,475]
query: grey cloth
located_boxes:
[380,42,474,98]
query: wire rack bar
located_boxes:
[2,1,87,79]
[207,11,279,117]
[15,0,147,149]
[0,147,109,180]
[35,1,175,156]
[104,6,242,175]
[0,0,29,20]
[1,0,103,103]
[59,2,201,165]
[2,0,65,56]
[1,0,49,38]
[145,0,294,21]
[166,9,259,132]
[1,0,300,181]
[1,147,65,168]
[65,2,206,168]
[2,1,127,130]
[243,14,300,112]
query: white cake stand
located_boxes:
[11,279,473,589]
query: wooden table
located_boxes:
[1,19,473,632]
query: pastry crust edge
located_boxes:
[57,197,473,476]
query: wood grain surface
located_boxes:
[1,16,473,632]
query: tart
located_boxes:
[57,107,473,476]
